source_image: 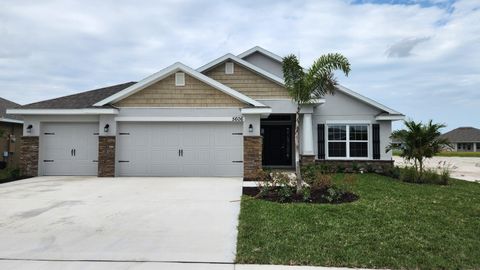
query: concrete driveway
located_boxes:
[0,176,243,264]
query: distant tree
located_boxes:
[282,53,350,193]
[388,120,449,177]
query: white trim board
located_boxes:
[6,108,118,115]
[196,53,285,86]
[115,116,238,122]
[237,46,284,63]
[0,118,24,124]
[94,62,265,108]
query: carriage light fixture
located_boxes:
[26,124,33,133]
[104,124,110,133]
[248,124,253,133]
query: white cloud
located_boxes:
[0,0,478,130]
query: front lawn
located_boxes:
[236,174,480,269]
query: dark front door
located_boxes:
[262,125,292,166]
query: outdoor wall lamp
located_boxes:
[104,124,110,133]
[248,124,253,133]
[26,124,33,133]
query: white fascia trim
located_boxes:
[0,117,24,124]
[308,98,326,104]
[237,46,284,63]
[115,116,235,122]
[197,54,285,86]
[241,107,273,114]
[335,85,402,115]
[94,62,264,108]
[375,115,405,121]
[326,120,372,124]
[6,108,118,115]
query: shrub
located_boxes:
[398,165,449,185]
[310,172,333,190]
[400,166,418,183]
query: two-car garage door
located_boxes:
[39,122,243,177]
[116,122,243,177]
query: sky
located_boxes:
[0,0,478,131]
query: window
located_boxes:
[225,62,234,74]
[175,72,185,86]
[457,143,473,151]
[327,124,369,158]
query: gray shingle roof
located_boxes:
[17,82,136,109]
[0,97,22,121]
[440,127,480,142]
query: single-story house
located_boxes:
[8,46,404,178]
[0,97,23,168]
[440,127,480,152]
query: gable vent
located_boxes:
[175,72,185,86]
[225,62,234,74]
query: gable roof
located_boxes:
[233,46,404,116]
[0,97,23,123]
[440,127,480,142]
[196,53,284,86]
[237,46,283,63]
[94,62,265,107]
[16,82,136,110]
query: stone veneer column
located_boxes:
[300,154,316,166]
[98,136,116,177]
[243,136,262,181]
[20,136,39,177]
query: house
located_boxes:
[440,127,480,152]
[0,97,23,168]
[7,46,404,178]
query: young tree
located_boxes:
[388,120,449,177]
[282,54,350,192]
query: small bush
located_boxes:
[310,172,333,190]
[400,166,418,183]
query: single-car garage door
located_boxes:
[117,122,243,177]
[40,122,99,176]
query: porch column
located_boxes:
[302,113,314,155]
[300,113,315,165]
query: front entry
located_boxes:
[261,115,294,167]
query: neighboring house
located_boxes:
[0,97,23,168]
[440,127,480,152]
[8,46,404,178]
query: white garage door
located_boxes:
[117,122,243,177]
[40,122,99,176]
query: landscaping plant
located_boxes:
[387,120,449,181]
[282,53,350,193]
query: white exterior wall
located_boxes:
[22,115,100,137]
[312,91,393,160]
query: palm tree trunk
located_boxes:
[295,105,303,194]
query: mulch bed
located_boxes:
[243,186,359,204]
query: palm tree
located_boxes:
[388,120,449,178]
[282,53,350,192]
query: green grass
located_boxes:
[236,174,480,269]
[393,150,480,157]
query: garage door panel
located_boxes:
[40,123,98,176]
[117,122,243,177]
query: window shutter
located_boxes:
[317,124,325,159]
[372,124,380,159]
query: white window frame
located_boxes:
[325,123,371,160]
[175,72,185,86]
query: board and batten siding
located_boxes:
[204,63,290,99]
[114,73,245,107]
